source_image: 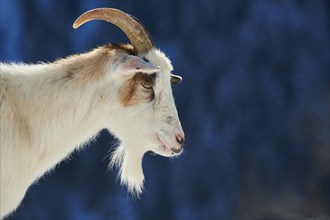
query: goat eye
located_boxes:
[141,73,155,89]
[141,81,153,89]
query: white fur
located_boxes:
[0,47,184,218]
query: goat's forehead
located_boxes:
[144,49,173,74]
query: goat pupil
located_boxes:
[144,73,155,85]
[146,76,152,83]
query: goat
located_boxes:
[0,8,185,218]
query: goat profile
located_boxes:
[0,8,184,218]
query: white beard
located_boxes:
[109,143,147,196]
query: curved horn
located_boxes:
[73,8,154,54]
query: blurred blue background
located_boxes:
[1,0,329,219]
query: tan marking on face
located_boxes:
[60,44,136,83]
[119,73,155,106]
[63,47,111,82]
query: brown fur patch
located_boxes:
[59,44,136,83]
[15,108,31,147]
[103,44,136,56]
[0,83,32,147]
[119,73,155,106]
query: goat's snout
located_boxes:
[175,133,185,147]
[170,133,184,154]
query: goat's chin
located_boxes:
[151,145,182,158]
[108,142,180,196]
[109,144,147,196]
[153,148,175,157]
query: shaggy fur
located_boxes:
[0,44,184,218]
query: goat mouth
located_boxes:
[170,147,182,154]
[157,134,179,155]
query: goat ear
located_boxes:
[117,55,159,74]
[170,74,182,86]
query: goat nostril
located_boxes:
[176,134,185,146]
